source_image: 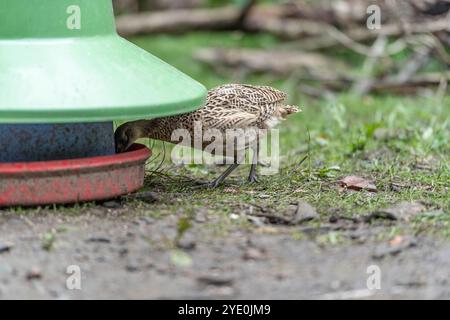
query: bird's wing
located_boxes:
[202,98,259,130]
[208,84,288,123]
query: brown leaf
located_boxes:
[389,235,405,247]
[338,175,377,192]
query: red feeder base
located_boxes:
[0,144,151,207]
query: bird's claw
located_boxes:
[191,180,222,189]
[248,175,259,184]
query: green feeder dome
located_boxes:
[0,0,207,124]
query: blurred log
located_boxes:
[236,0,258,30]
[116,2,449,41]
[245,17,329,38]
[411,0,450,16]
[296,16,450,49]
[299,84,336,100]
[352,42,435,96]
[305,71,450,95]
[116,6,242,35]
[113,0,204,12]
[113,0,139,14]
[260,0,449,28]
[371,72,450,94]
[284,0,382,26]
[194,47,346,75]
[115,3,336,37]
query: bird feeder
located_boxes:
[0,0,207,206]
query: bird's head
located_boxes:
[114,121,146,153]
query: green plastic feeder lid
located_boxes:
[0,0,207,124]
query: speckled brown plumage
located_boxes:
[115,84,301,187]
[121,84,298,143]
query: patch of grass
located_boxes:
[5,32,447,244]
[126,32,450,240]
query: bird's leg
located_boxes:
[209,162,241,188]
[192,159,241,189]
[248,140,260,184]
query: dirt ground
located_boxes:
[1,194,449,300]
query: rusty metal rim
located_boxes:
[0,143,151,207]
[0,144,150,176]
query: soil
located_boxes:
[1,200,449,300]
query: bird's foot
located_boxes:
[248,175,259,184]
[191,179,222,189]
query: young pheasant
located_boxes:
[115,84,300,187]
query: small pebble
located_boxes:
[177,239,196,251]
[125,264,140,273]
[86,237,111,243]
[197,275,234,287]
[0,242,13,254]
[243,247,266,260]
[130,192,159,203]
[102,200,122,209]
[26,267,42,280]
[229,213,240,220]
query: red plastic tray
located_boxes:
[0,144,151,207]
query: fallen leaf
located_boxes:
[338,175,377,192]
[389,235,404,247]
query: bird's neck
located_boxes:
[132,119,164,141]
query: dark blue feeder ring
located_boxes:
[0,122,115,163]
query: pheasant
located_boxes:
[115,84,300,187]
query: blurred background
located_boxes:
[112,0,449,98]
[111,0,449,177]
[1,2,448,300]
